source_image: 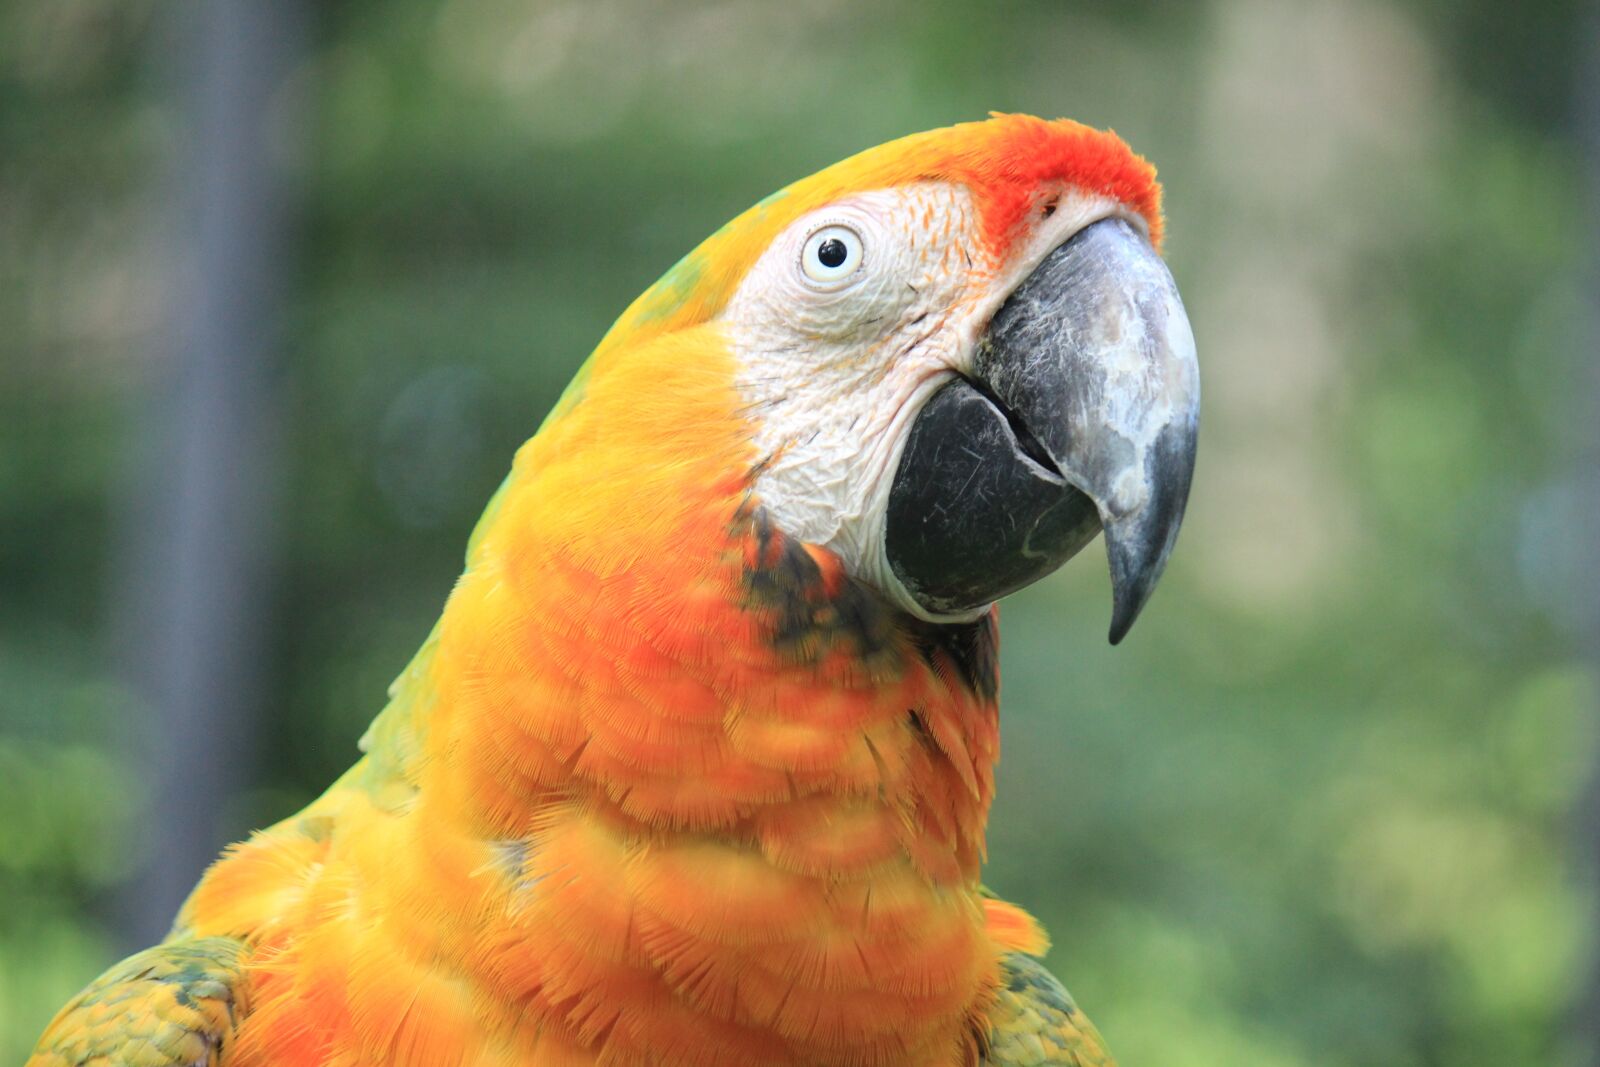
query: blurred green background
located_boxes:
[2,0,1597,1063]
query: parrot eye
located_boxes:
[800,225,864,287]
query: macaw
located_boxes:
[30,113,1198,1067]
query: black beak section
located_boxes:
[885,217,1200,644]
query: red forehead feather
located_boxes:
[927,113,1164,256]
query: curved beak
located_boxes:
[885,217,1200,643]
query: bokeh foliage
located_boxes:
[0,1,1593,1063]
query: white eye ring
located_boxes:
[800,224,864,288]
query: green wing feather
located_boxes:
[983,952,1116,1067]
[27,937,250,1067]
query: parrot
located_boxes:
[29,113,1199,1067]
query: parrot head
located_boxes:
[567,113,1199,644]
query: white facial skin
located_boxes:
[721,181,1133,621]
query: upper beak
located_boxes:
[885,217,1200,643]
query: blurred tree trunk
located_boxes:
[112,0,305,949]
[1581,0,1600,1059]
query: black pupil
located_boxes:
[816,237,849,269]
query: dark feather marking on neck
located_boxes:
[735,505,999,700]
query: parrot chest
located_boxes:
[197,410,1007,1066]
[203,699,1003,1067]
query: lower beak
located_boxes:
[885,217,1200,644]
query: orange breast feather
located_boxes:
[176,326,1015,1067]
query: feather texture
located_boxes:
[32,114,1157,1066]
[27,939,251,1067]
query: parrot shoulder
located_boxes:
[26,937,251,1067]
[982,952,1116,1067]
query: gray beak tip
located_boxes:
[1105,536,1160,646]
[1107,611,1135,647]
[1099,418,1195,646]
